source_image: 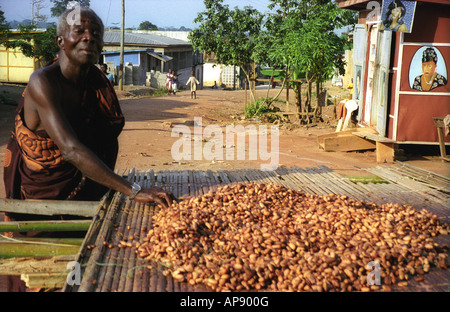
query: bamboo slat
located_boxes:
[274,167,317,194]
[21,273,67,289]
[0,241,80,258]
[394,161,450,189]
[0,220,91,233]
[64,166,449,293]
[0,255,76,275]
[0,199,99,217]
[366,166,449,205]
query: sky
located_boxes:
[0,0,273,29]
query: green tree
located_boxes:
[0,6,58,66]
[254,0,357,115]
[0,8,9,32]
[138,21,158,31]
[50,0,90,17]
[2,24,59,64]
[189,0,263,100]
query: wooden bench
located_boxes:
[317,128,377,153]
[317,128,398,163]
[352,132,396,163]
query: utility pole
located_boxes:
[119,0,125,90]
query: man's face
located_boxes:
[59,11,104,66]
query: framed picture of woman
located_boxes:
[380,0,417,33]
[408,46,448,92]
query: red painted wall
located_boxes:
[395,2,450,142]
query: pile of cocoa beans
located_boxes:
[137,182,449,292]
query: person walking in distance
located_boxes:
[186,71,200,99]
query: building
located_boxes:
[0,30,203,88]
[102,30,203,88]
[0,30,46,83]
[202,52,241,89]
[336,0,450,155]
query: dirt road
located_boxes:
[1,83,448,200]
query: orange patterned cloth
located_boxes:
[3,64,124,209]
[14,112,63,173]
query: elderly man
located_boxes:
[3,7,175,218]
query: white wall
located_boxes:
[203,63,223,87]
[203,63,240,88]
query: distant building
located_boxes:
[0,30,204,88]
[202,51,241,89]
[102,30,203,88]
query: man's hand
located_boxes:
[133,187,178,208]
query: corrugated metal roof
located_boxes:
[101,48,152,54]
[100,48,173,62]
[147,51,173,62]
[103,31,190,46]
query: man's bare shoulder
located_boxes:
[29,63,61,85]
[25,64,61,106]
[27,63,63,100]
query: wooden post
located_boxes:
[376,142,395,163]
[118,0,125,90]
[433,117,448,161]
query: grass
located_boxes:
[245,97,285,120]
[127,87,170,98]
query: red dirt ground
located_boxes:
[1,82,449,202]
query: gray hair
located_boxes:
[57,6,104,37]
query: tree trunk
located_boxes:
[294,82,301,114]
[306,81,312,112]
[240,65,257,104]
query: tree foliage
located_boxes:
[1,24,59,64]
[0,1,91,65]
[253,0,357,111]
[0,9,9,32]
[0,7,57,64]
[138,21,158,31]
[256,0,356,82]
[189,0,263,98]
[190,0,356,114]
[50,0,90,17]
